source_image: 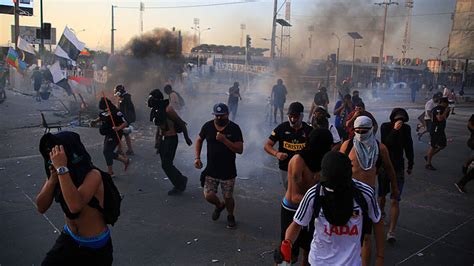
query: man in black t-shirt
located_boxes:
[228,81,242,120]
[425,97,450,170]
[195,103,244,229]
[271,79,288,124]
[264,102,313,189]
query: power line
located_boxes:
[292,11,457,19]
[115,0,262,9]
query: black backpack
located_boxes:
[312,182,369,245]
[97,169,122,226]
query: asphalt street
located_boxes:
[0,87,473,265]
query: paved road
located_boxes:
[0,88,473,265]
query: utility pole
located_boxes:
[240,24,246,47]
[375,0,398,78]
[40,0,44,57]
[139,2,144,33]
[14,0,19,50]
[111,5,116,54]
[270,0,277,59]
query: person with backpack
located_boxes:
[148,88,193,195]
[280,128,333,265]
[90,98,130,177]
[378,108,414,243]
[276,151,382,266]
[164,84,185,115]
[339,116,398,266]
[36,131,122,265]
[114,85,136,155]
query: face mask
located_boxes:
[215,118,229,127]
[354,128,373,142]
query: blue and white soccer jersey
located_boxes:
[293,179,381,266]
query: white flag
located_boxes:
[17,36,36,55]
[48,61,66,83]
[55,26,85,61]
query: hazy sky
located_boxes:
[0,0,457,60]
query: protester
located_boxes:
[90,98,129,177]
[280,128,333,265]
[455,114,474,193]
[352,90,363,106]
[308,86,329,121]
[164,84,185,115]
[310,106,341,148]
[339,77,352,98]
[114,85,136,155]
[379,108,414,243]
[333,94,353,141]
[417,92,442,140]
[340,116,399,266]
[443,87,457,115]
[36,132,115,265]
[276,151,381,266]
[227,81,242,120]
[345,101,378,139]
[31,67,43,101]
[425,97,450,170]
[264,102,313,189]
[271,79,288,124]
[194,103,243,228]
[410,79,421,103]
[148,88,193,195]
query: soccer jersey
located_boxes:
[293,179,381,266]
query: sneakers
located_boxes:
[126,150,135,156]
[212,203,225,221]
[227,214,236,229]
[425,164,437,171]
[386,231,396,243]
[454,183,466,194]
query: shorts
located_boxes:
[273,101,284,109]
[34,83,41,91]
[42,231,113,266]
[378,168,405,201]
[280,204,314,260]
[424,119,432,132]
[430,131,447,148]
[204,176,235,198]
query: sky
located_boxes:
[0,0,457,60]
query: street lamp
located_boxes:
[348,32,363,79]
[191,26,211,45]
[332,32,350,86]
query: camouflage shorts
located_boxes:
[204,176,236,198]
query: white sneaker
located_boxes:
[387,231,396,243]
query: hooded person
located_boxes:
[280,128,334,265]
[379,108,414,243]
[311,106,341,147]
[114,84,136,155]
[277,151,382,266]
[36,131,115,265]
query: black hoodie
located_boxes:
[380,108,414,171]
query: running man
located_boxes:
[271,78,288,124]
[194,103,243,228]
[227,81,242,120]
[264,102,313,189]
[425,97,450,170]
[114,85,136,155]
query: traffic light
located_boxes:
[246,35,251,49]
[43,23,51,39]
[330,53,337,63]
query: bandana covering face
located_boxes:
[353,116,379,170]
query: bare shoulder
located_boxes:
[85,169,102,181]
[339,139,350,153]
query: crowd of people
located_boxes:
[34,78,473,265]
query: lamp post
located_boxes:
[429,45,448,86]
[348,32,363,80]
[191,26,211,45]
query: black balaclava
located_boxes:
[99,97,118,113]
[319,151,354,226]
[389,108,409,123]
[298,128,333,173]
[148,89,169,125]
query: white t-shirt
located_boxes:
[424,99,436,120]
[328,123,341,144]
[293,179,381,266]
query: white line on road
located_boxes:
[396,215,474,265]
[11,178,60,234]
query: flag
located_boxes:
[6,47,27,72]
[17,36,36,55]
[48,61,66,83]
[55,26,85,61]
[80,48,91,56]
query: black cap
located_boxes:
[287,102,304,115]
[320,151,352,189]
[315,106,330,118]
[213,103,229,115]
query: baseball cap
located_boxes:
[287,102,304,115]
[212,103,229,115]
[315,106,330,118]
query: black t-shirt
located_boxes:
[119,94,136,123]
[268,121,313,171]
[199,120,243,180]
[99,110,126,137]
[431,105,447,133]
[228,86,240,105]
[313,91,328,106]
[272,84,287,104]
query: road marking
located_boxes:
[397,215,474,264]
[11,178,60,234]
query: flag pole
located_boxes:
[101,91,126,156]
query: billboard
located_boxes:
[11,25,56,45]
[448,0,474,59]
[0,0,34,16]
